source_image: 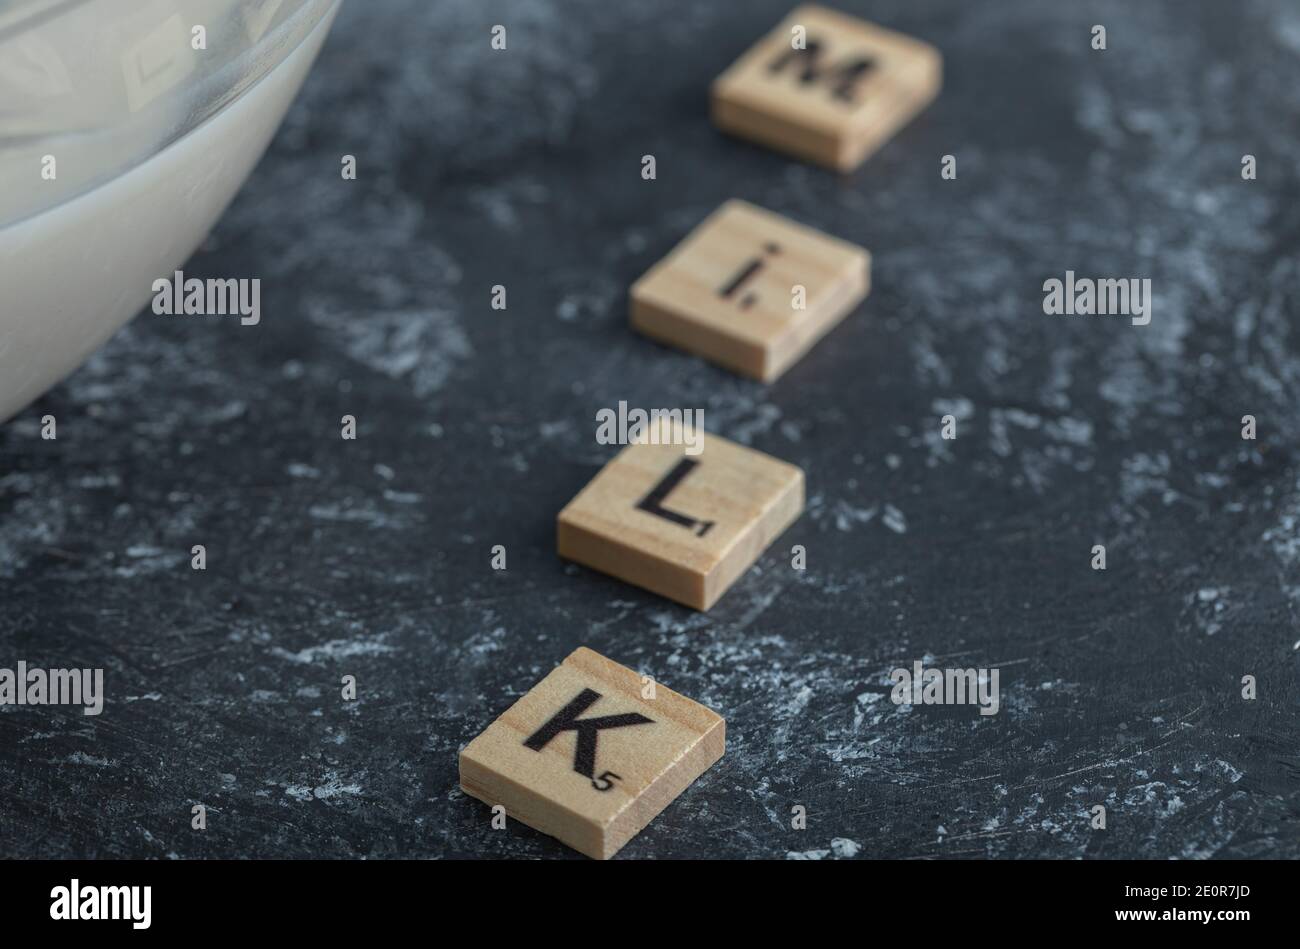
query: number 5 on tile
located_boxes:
[460,647,725,859]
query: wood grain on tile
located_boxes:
[631,199,869,381]
[558,425,804,610]
[459,646,725,859]
[711,4,941,171]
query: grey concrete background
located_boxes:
[2,0,1299,859]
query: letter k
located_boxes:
[524,689,653,781]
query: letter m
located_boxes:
[767,40,876,103]
[1097,278,1128,315]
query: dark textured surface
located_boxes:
[3,0,1300,860]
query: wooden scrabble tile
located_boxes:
[631,199,869,382]
[557,425,804,610]
[711,4,942,171]
[459,646,725,859]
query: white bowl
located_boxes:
[0,0,340,422]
